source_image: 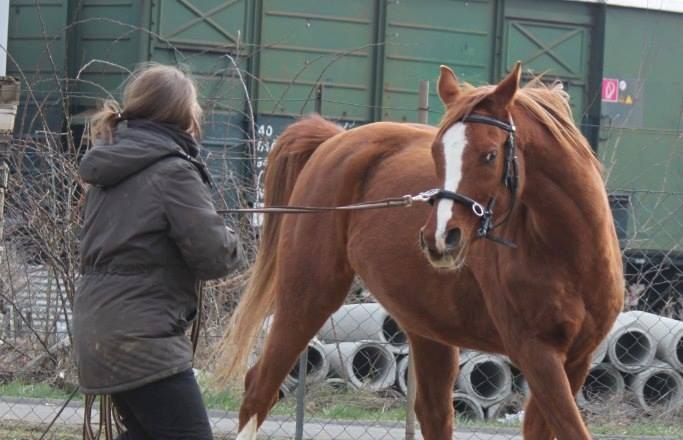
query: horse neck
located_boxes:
[513,130,615,262]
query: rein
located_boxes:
[216,194,431,214]
[427,113,519,248]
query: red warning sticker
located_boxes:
[601,78,619,102]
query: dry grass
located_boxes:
[0,421,80,440]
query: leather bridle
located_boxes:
[427,113,519,248]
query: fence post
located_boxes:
[417,80,429,126]
[405,355,418,440]
[405,80,430,440]
[0,77,20,266]
[294,347,308,440]
[293,83,325,440]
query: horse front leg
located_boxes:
[408,333,458,440]
[523,396,554,440]
[513,341,591,440]
[522,350,593,440]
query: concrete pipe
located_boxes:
[452,392,486,421]
[261,314,325,345]
[396,355,409,396]
[628,361,683,415]
[396,350,479,395]
[278,382,294,401]
[607,312,656,373]
[486,393,526,422]
[591,336,609,366]
[626,311,683,373]
[318,303,408,354]
[246,314,276,368]
[262,317,330,387]
[456,354,513,404]
[576,363,625,408]
[322,341,397,391]
[458,349,478,366]
[284,339,330,388]
[511,369,530,397]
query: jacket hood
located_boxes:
[79,124,188,187]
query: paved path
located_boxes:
[1,397,676,440]
[0,396,520,440]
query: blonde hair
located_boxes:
[90,64,203,142]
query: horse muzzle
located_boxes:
[419,227,464,269]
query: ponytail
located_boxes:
[90,100,122,143]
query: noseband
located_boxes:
[428,113,519,248]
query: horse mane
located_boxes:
[441,78,601,173]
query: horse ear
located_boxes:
[438,65,460,106]
[492,62,522,107]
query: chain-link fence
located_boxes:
[2,124,682,440]
[2,250,683,439]
[2,2,683,439]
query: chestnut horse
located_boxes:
[215,64,624,440]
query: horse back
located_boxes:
[288,121,437,208]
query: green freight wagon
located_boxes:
[6,0,683,315]
[595,3,683,316]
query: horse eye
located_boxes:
[484,151,497,163]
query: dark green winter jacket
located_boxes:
[73,121,239,394]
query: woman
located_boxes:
[74,64,240,440]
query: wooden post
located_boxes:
[418,80,430,125]
[315,83,323,115]
[0,77,20,266]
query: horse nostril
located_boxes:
[419,229,428,248]
[445,228,461,248]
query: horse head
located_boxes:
[420,63,524,270]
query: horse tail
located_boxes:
[214,114,344,384]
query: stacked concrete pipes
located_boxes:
[267,305,683,418]
[260,316,331,397]
[396,349,517,421]
[523,310,682,416]
[578,310,683,415]
[318,303,403,392]
[319,303,517,421]
[264,303,405,398]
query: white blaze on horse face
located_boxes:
[435,122,467,252]
[236,415,258,440]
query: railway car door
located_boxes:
[499,0,597,142]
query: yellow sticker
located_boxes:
[625,95,633,105]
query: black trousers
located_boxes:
[112,369,213,440]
